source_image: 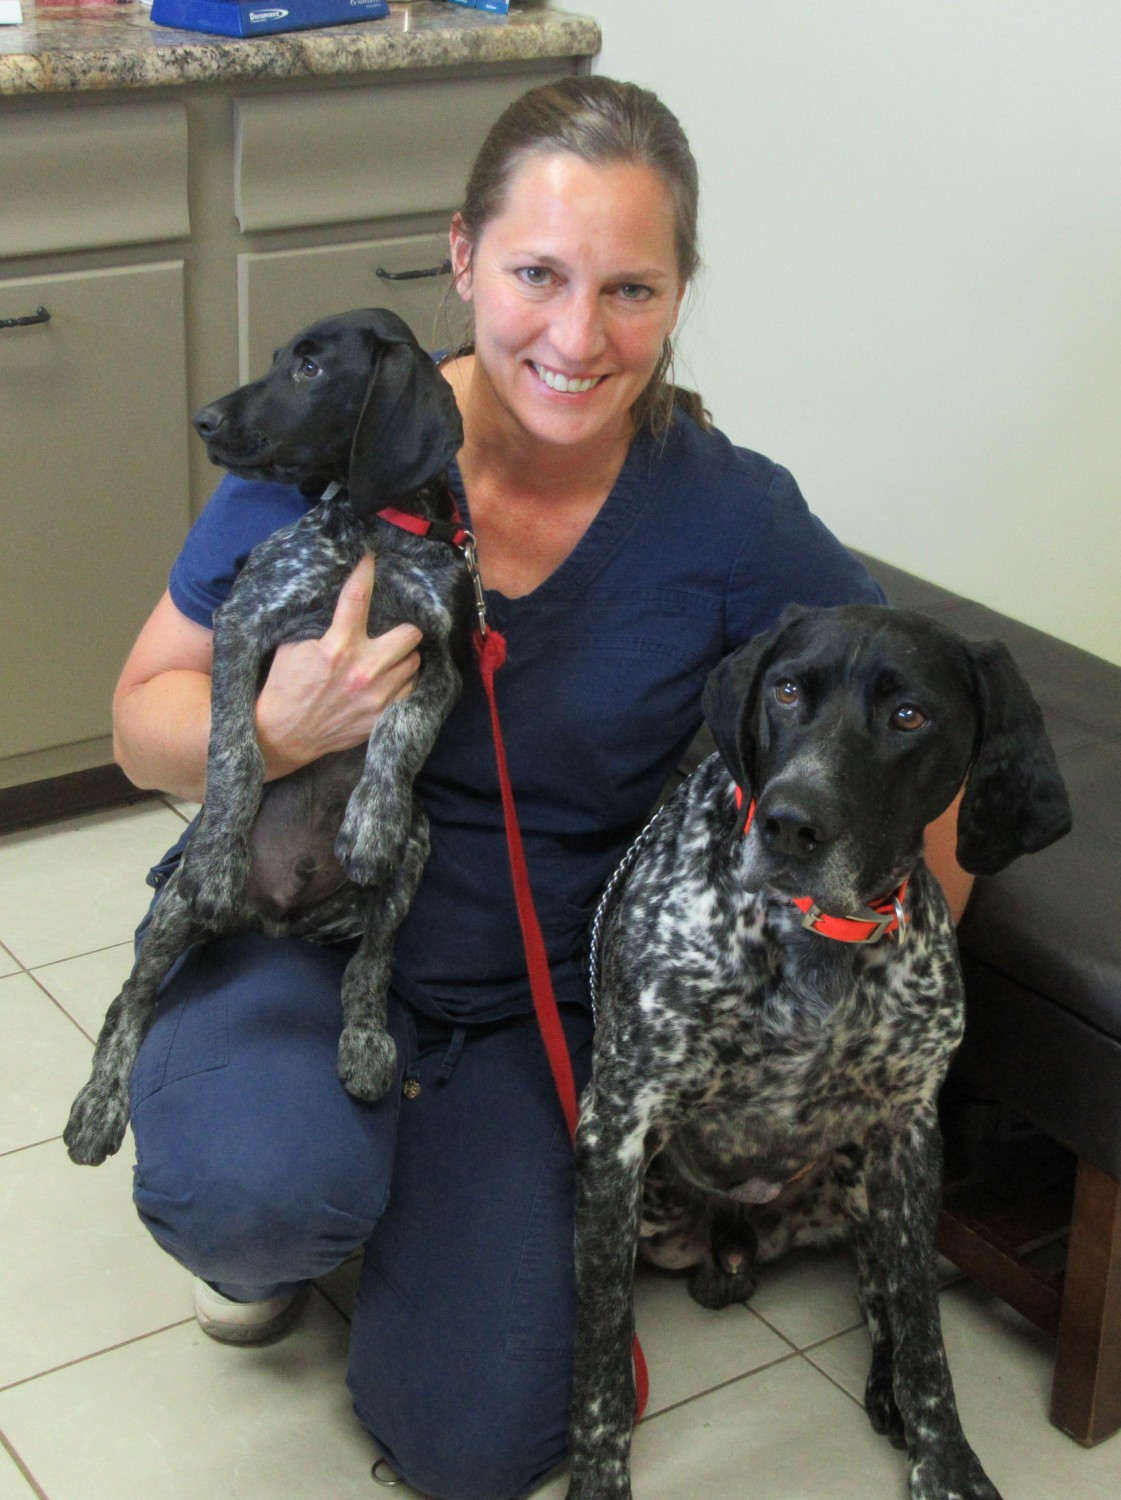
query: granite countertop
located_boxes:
[0,0,599,97]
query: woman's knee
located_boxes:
[134,1134,387,1288]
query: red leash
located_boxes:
[376,501,649,1417]
[473,623,650,1421]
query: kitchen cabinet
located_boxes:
[0,44,585,813]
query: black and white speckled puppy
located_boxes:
[568,604,1072,1500]
[65,309,470,1166]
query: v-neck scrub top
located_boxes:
[168,411,883,1027]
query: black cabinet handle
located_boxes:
[375,260,452,282]
[0,306,51,330]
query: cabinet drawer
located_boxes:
[234,72,562,232]
[0,263,191,764]
[0,103,189,258]
[237,232,459,381]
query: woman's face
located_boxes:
[451,152,687,453]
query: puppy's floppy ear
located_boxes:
[956,639,1072,875]
[702,609,802,796]
[347,310,464,514]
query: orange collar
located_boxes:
[733,787,909,945]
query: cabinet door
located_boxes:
[238,232,461,382]
[0,261,190,772]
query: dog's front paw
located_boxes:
[177,834,250,926]
[335,789,410,888]
[337,1025,397,1103]
[566,1470,632,1500]
[865,1359,906,1449]
[64,1076,130,1166]
[909,1442,1002,1500]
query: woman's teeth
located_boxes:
[531,363,603,394]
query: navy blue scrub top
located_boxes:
[169,411,883,1025]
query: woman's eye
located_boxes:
[774,680,800,707]
[516,266,553,288]
[294,358,322,383]
[616,283,653,302]
[891,704,928,732]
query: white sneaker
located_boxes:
[192,1278,307,1344]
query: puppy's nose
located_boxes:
[192,404,225,439]
[757,798,833,859]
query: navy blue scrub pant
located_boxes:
[129,894,593,1500]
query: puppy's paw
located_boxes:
[337,1025,397,1103]
[335,787,411,888]
[64,1077,130,1166]
[908,1443,1002,1500]
[177,836,250,926]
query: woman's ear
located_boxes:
[449,214,475,303]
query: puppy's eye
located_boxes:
[294,358,322,383]
[774,679,800,706]
[891,704,927,732]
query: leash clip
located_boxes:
[459,530,489,637]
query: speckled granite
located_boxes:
[0,1,599,96]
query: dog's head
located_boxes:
[702,604,1071,912]
[192,308,463,512]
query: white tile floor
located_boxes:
[1,801,1119,1499]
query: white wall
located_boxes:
[549,1,1121,664]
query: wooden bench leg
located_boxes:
[1050,1159,1121,1445]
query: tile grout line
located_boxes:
[0,1427,49,1500]
[636,1345,802,1426]
[0,1317,197,1398]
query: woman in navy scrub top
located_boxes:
[113,78,970,1500]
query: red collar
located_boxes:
[734,787,909,945]
[376,505,471,549]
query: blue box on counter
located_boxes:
[150,0,389,38]
[444,1,511,14]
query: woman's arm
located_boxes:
[113,557,424,803]
[923,789,974,924]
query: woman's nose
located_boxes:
[548,289,607,366]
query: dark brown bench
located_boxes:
[859,553,1121,1448]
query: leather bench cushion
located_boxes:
[956,953,1121,1181]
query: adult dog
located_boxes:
[567,604,1071,1500]
[65,308,470,1166]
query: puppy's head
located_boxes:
[192,309,463,509]
[702,605,1070,912]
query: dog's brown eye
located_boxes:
[294,359,322,383]
[891,704,927,732]
[774,680,800,706]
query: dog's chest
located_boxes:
[609,805,963,1185]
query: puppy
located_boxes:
[65,309,470,1166]
[567,604,1071,1500]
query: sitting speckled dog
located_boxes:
[567,604,1071,1500]
[65,309,470,1166]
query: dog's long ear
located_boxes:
[702,610,801,796]
[347,312,464,514]
[956,639,1072,875]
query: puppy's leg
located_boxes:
[64,874,207,1165]
[177,614,270,924]
[858,1115,1001,1500]
[335,652,459,887]
[335,805,429,1102]
[567,1081,650,1500]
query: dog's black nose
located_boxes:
[192,404,225,439]
[758,799,833,859]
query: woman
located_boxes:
[114,78,969,1500]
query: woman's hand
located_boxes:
[254,553,423,782]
